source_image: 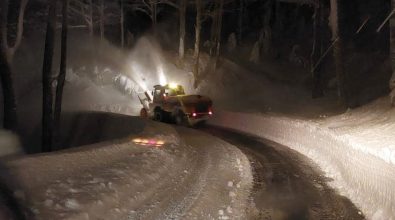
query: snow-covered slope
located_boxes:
[0,116,253,219]
[210,108,395,220]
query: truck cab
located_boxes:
[152,84,185,102]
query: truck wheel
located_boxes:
[140,108,148,118]
[154,109,163,122]
[174,111,186,126]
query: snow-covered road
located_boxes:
[0,115,252,220]
[0,112,371,220]
[208,108,395,220]
[202,126,365,220]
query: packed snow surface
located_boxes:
[0,116,253,219]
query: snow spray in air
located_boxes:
[127,37,169,92]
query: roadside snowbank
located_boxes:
[0,130,22,157]
[0,115,253,219]
[210,99,395,220]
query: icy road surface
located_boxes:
[0,117,252,220]
[201,126,365,220]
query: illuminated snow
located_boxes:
[158,65,167,86]
[2,118,253,219]
[210,101,395,220]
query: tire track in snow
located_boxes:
[162,149,211,220]
[201,125,365,220]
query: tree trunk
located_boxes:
[54,0,69,148]
[214,0,224,64]
[237,0,243,43]
[0,50,18,132]
[193,0,202,86]
[311,1,324,98]
[262,0,273,54]
[0,0,8,55]
[42,0,58,152]
[120,0,124,47]
[263,0,272,27]
[179,0,186,60]
[329,0,348,104]
[0,0,18,131]
[194,0,202,59]
[209,2,218,56]
[99,0,105,41]
[88,0,94,36]
[390,0,395,103]
[152,3,157,34]
[6,0,29,62]
[275,1,282,33]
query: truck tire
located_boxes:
[174,111,187,126]
[154,109,163,122]
[140,108,148,118]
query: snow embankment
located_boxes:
[210,99,395,220]
[0,115,252,219]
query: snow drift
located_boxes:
[210,101,395,220]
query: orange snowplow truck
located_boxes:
[139,84,213,126]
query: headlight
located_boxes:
[169,83,178,89]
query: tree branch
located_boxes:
[0,0,9,55]
[8,0,29,58]
[159,0,180,10]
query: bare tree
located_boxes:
[261,0,272,54]
[194,0,202,60]
[99,0,105,40]
[127,0,161,28]
[54,0,69,146]
[155,0,187,59]
[69,0,121,44]
[311,0,324,98]
[42,0,58,152]
[121,0,125,47]
[193,0,202,84]
[0,41,17,132]
[237,0,243,43]
[87,0,94,36]
[206,0,225,60]
[1,0,29,62]
[211,0,224,69]
[0,0,29,131]
[274,1,283,33]
[69,0,94,36]
[208,1,218,56]
[390,0,395,105]
[329,0,348,104]
[215,0,224,57]
[179,0,187,59]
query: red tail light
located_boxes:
[192,113,197,117]
[208,111,213,115]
